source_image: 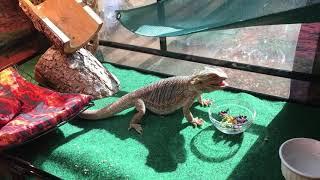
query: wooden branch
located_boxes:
[19,0,103,53]
[35,47,120,99]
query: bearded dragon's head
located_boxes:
[189,67,228,92]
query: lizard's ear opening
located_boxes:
[190,77,198,85]
[190,77,202,85]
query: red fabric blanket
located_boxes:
[0,96,21,125]
[0,68,92,150]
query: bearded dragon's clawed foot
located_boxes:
[198,96,212,107]
[128,123,143,134]
[200,99,212,107]
[191,117,204,127]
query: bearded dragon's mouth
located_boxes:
[210,80,228,88]
[218,80,228,87]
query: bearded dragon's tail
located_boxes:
[79,94,134,120]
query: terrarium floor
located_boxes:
[8,59,320,179]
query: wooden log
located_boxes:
[35,46,120,99]
[19,0,103,53]
[82,0,100,53]
[0,0,42,71]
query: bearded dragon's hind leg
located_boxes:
[128,99,146,134]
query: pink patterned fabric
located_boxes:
[0,68,93,149]
[0,96,21,126]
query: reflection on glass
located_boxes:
[98,0,159,48]
[99,47,309,100]
[97,1,319,102]
[168,24,302,72]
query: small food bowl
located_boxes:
[208,99,256,134]
[279,138,320,180]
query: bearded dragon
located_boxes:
[80,68,228,134]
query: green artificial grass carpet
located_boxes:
[8,60,320,179]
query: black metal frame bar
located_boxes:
[99,40,320,82]
[157,0,167,51]
[0,153,60,179]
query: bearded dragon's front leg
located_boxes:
[197,95,212,107]
[183,99,203,127]
[128,99,145,134]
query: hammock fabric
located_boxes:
[116,0,320,37]
[0,68,93,150]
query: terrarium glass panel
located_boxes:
[99,0,159,48]
[97,1,320,102]
[167,24,308,72]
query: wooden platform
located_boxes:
[19,0,103,53]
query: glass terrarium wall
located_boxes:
[167,25,302,72]
[97,0,320,103]
[97,0,160,67]
[98,0,159,47]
